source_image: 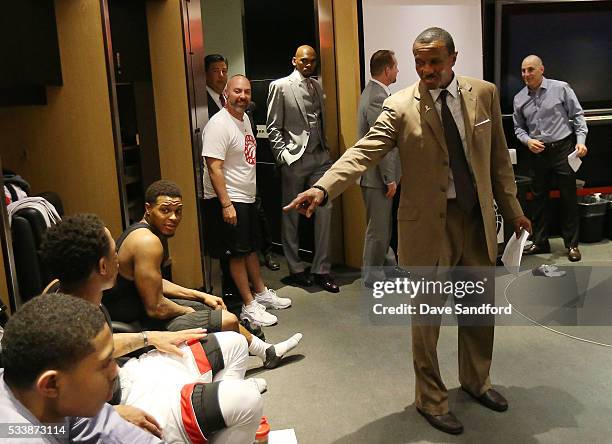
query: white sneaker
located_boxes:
[249,377,268,393]
[255,288,292,310]
[241,301,278,327]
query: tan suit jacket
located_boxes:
[317,76,523,266]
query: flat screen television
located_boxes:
[495,0,612,115]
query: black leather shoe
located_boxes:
[568,247,581,262]
[263,252,280,271]
[416,408,463,435]
[523,244,551,255]
[289,271,312,287]
[312,273,340,293]
[462,387,508,412]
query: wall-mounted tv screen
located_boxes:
[496,0,612,115]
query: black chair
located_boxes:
[11,207,59,304]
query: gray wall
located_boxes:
[201,0,246,76]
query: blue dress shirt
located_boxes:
[513,77,587,146]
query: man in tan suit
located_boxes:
[285,28,531,435]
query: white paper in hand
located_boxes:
[501,229,530,275]
[567,149,582,172]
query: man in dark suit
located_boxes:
[205,54,228,116]
[358,50,402,287]
[285,28,532,434]
[266,45,338,293]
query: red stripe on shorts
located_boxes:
[180,383,208,444]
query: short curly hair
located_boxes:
[145,180,182,205]
[40,214,111,284]
[1,293,107,389]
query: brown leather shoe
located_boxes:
[462,387,508,412]
[523,243,551,255]
[312,273,340,293]
[568,247,581,262]
[417,408,464,435]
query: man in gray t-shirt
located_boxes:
[0,294,163,444]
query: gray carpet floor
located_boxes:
[245,237,612,443]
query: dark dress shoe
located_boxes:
[417,408,463,435]
[312,273,340,293]
[523,243,551,255]
[462,387,508,412]
[568,247,581,262]
[289,271,312,287]
[263,252,280,271]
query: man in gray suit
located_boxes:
[266,45,338,293]
[358,50,403,287]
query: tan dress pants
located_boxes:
[412,199,495,415]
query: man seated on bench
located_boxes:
[0,294,164,443]
[40,213,268,443]
[102,181,301,369]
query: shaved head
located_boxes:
[294,45,316,59]
[225,74,250,91]
[292,45,318,78]
[522,55,543,68]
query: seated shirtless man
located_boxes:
[101,180,301,368]
[40,213,267,443]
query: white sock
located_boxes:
[248,335,269,361]
[248,333,303,362]
[273,333,303,357]
[254,287,268,297]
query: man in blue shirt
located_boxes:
[513,55,588,262]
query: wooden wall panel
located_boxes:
[146,0,203,288]
[329,0,366,268]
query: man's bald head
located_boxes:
[225,74,250,90]
[292,45,318,78]
[522,55,543,68]
[521,54,545,90]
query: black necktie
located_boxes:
[439,89,477,213]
